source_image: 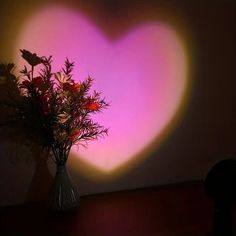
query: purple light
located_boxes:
[14,6,188,176]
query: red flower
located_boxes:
[63,82,80,93]
[71,83,80,92]
[32,77,43,87]
[20,80,31,89]
[63,82,72,92]
[20,77,44,91]
[84,100,100,111]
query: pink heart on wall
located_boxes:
[14,5,188,177]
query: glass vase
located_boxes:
[49,164,79,212]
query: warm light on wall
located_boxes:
[13,5,189,180]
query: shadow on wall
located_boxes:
[0,129,53,203]
[0,63,53,204]
[26,146,53,202]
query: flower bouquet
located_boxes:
[0,50,109,211]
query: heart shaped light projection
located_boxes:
[14,5,189,177]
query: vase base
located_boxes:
[48,203,79,213]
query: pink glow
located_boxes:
[14,6,188,174]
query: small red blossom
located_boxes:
[32,76,43,87]
[20,80,31,89]
[63,82,80,93]
[84,100,100,111]
[63,82,73,92]
[71,83,80,92]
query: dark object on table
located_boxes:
[204,159,236,236]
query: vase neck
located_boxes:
[52,146,70,166]
[56,164,67,171]
[57,163,66,166]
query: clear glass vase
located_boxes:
[49,164,79,212]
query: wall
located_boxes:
[0,0,235,206]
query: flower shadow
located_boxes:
[26,145,53,203]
